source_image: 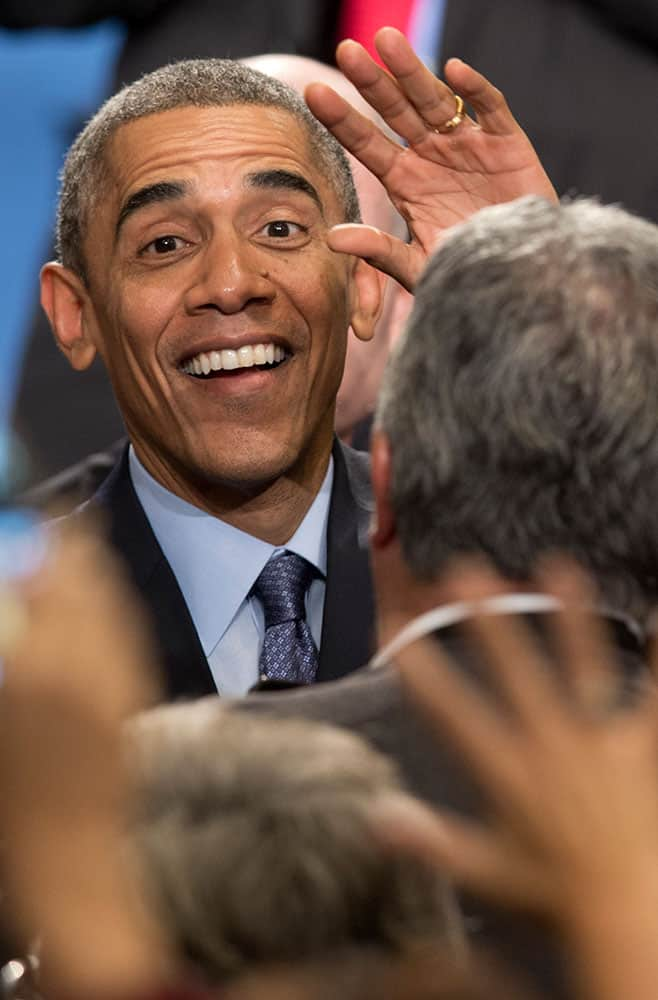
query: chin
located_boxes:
[190,439,303,493]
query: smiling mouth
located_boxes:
[180,343,289,378]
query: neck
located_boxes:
[373,552,455,651]
[133,440,332,546]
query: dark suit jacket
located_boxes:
[439,0,658,225]
[76,438,375,700]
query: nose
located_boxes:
[184,232,275,315]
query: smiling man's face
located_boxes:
[43,104,378,510]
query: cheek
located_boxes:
[296,255,352,362]
[105,280,173,369]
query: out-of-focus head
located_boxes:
[245,54,412,439]
[127,702,461,982]
[374,196,658,622]
[41,59,384,505]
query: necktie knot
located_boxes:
[252,552,317,627]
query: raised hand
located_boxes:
[306,28,557,291]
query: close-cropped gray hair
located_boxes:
[57,58,361,282]
[377,195,658,621]
[127,702,462,982]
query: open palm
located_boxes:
[306,27,557,291]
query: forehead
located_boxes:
[102,104,338,215]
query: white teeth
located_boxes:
[183,342,287,375]
[222,349,238,370]
[238,345,254,367]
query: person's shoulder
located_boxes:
[21,438,127,515]
[332,437,373,512]
[236,665,399,727]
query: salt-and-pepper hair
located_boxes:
[377,195,658,620]
[57,58,361,282]
[127,702,463,981]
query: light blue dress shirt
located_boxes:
[129,448,333,696]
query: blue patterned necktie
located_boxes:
[252,551,319,684]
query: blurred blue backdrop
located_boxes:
[0,22,124,429]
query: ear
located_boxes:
[370,428,397,548]
[40,262,98,371]
[348,258,386,342]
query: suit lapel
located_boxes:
[317,439,376,681]
[87,449,216,700]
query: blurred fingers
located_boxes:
[537,557,619,716]
[373,796,542,907]
[395,630,520,790]
[446,561,563,725]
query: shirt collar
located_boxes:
[368,593,563,670]
[368,593,646,670]
[129,447,333,655]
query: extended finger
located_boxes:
[444,58,520,135]
[336,38,428,146]
[536,557,618,715]
[395,633,520,790]
[327,223,420,292]
[373,797,540,908]
[374,27,471,136]
[305,81,401,180]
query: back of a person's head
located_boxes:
[127,703,460,982]
[377,195,658,621]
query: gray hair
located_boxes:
[377,196,658,620]
[127,703,461,982]
[57,58,361,282]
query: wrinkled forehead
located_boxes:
[101,103,322,202]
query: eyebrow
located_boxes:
[115,180,189,240]
[244,169,324,217]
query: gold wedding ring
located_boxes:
[435,93,465,134]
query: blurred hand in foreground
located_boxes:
[0,524,170,995]
[306,27,557,293]
[377,558,658,1000]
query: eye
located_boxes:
[141,235,190,255]
[261,220,305,238]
